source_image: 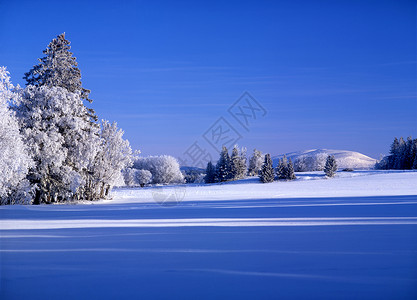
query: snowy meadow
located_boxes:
[1,170,417,299]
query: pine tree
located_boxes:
[404,137,414,169]
[324,155,337,177]
[412,139,417,169]
[204,161,216,183]
[389,137,400,169]
[396,137,406,169]
[286,158,296,180]
[248,149,263,176]
[230,145,247,180]
[260,154,274,183]
[276,155,288,180]
[215,146,231,182]
[239,147,247,178]
[23,33,97,122]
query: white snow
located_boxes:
[1,170,416,299]
[109,170,417,204]
[272,149,377,169]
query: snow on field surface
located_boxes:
[111,170,417,204]
[1,170,417,299]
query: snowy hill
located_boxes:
[272,149,377,170]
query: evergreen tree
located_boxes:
[230,145,247,180]
[240,147,247,178]
[395,137,406,169]
[248,149,263,176]
[259,154,274,183]
[388,137,400,169]
[276,155,288,180]
[404,137,414,169]
[204,161,216,184]
[324,155,337,177]
[286,158,296,180]
[412,139,417,169]
[215,146,231,182]
[377,136,417,170]
[23,33,97,121]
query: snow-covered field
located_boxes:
[1,170,417,299]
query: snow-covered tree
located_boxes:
[248,149,263,176]
[215,146,231,182]
[123,168,138,186]
[91,120,133,198]
[136,169,152,187]
[376,136,417,170]
[293,153,327,172]
[204,161,216,184]
[14,85,97,204]
[133,155,184,184]
[276,155,288,180]
[0,67,33,204]
[23,33,97,126]
[24,34,93,103]
[230,145,247,180]
[324,155,337,177]
[276,155,296,180]
[286,158,296,180]
[260,154,274,183]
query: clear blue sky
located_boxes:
[1,0,416,163]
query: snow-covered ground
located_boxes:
[1,170,417,299]
[272,149,377,169]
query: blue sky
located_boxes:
[1,0,416,163]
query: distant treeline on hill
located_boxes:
[376,137,417,170]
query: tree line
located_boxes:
[203,146,339,184]
[376,137,417,170]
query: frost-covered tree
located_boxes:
[23,33,96,121]
[286,158,296,180]
[133,155,184,184]
[204,161,216,184]
[123,168,138,186]
[276,155,296,180]
[395,137,406,169]
[136,169,152,187]
[215,146,231,182]
[324,155,337,177]
[0,67,33,204]
[248,149,263,176]
[14,86,98,204]
[376,136,417,170]
[260,154,274,183]
[230,145,247,180]
[404,137,415,169]
[276,155,288,180]
[293,153,327,172]
[91,120,133,198]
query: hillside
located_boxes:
[272,149,377,170]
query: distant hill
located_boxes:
[272,149,377,170]
[180,166,205,173]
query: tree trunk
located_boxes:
[33,190,41,205]
[99,182,105,199]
